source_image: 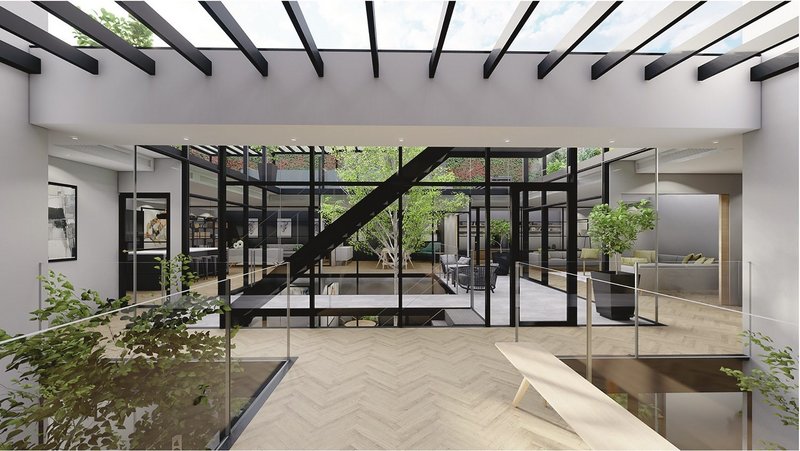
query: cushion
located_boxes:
[692,257,705,264]
[580,248,600,260]
[633,250,656,263]
[457,257,470,265]
[692,253,703,261]
[621,257,649,266]
[681,254,694,264]
[703,257,715,264]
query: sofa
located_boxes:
[528,249,601,271]
[619,251,728,297]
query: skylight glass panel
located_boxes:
[224,1,303,48]
[509,1,593,51]
[640,1,743,53]
[49,0,168,47]
[705,6,797,54]
[374,0,441,50]
[300,1,369,49]
[148,0,235,48]
[445,1,517,50]
[573,1,671,52]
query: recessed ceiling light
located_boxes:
[290,138,297,142]
[398,138,404,142]
[504,138,511,143]
[609,140,615,144]
[183,137,190,141]
[712,140,719,144]
[70,136,78,140]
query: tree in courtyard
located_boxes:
[74,8,153,48]
[320,147,468,293]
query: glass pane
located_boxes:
[301,1,370,49]
[374,0,441,50]
[445,1,517,50]
[641,2,743,53]
[574,2,670,52]
[226,1,303,48]
[148,0,235,48]
[510,1,593,51]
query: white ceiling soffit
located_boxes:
[635,147,743,174]
[49,144,154,172]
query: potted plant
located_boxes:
[587,200,656,320]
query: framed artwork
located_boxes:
[141,207,168,249]
[277,218,292,238]
[248,218,259,238]
[48,182,77,261]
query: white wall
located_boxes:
[742,70,799,449]
[608,161,743,262]
[29,49,760,148]
[118,157,183,260]
[48,157,119,300]
[0,2,48,336]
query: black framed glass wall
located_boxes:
[135,145,582,327]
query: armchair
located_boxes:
[457,265,498,293]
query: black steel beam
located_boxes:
[429,0,455,78]
[645,1,788,80]
[591,1,704,80]
[35,1,155,75]
[283,1,324,77]
[699,18,798,81]
[365,1,378,77]
[0,40,40,73]
[484,1,538,78]
[117,1,212,75]
[200,1,268,76]
[750,47,799,81]
[538,1,621,79]
[0,6,97,73]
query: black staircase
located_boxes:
[235,147,453,322]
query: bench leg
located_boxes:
[512,378,530,408]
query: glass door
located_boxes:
[119,193,170,302]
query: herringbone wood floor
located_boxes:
[233,327,588,450]
[231,297,745,449]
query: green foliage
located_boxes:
[546,151,566,174]
[74,8,153,48]
[490,219,511,247]
[587,200,656,257]
[155,253,198,291]
[320,147,468,290]
[0,258,233,449]
[578,147,603,161]
[721,331,798,439]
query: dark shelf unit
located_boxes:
[190,216,217,248]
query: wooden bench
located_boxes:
[496,342,677,450]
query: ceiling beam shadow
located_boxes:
[538,1,621,79]
[0,5,97,73]
[644,1,789,80]
[200,1,268,76]
[483,1,539,79]
[0,39,41,73]
[698,18,798,81]
[35,1,155,75]
[750,47,798,81]
[117,1,212,75]
[591,1,704,80]
[366,1,378,77]
[283,1,324,77]
[429,1,455,78]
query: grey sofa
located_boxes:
[621,262,719,294]
[528,250,601,270]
